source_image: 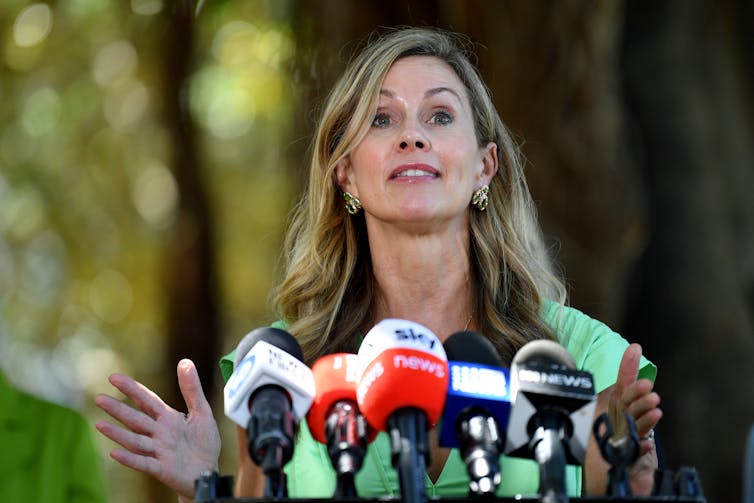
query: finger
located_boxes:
[634,407,663,437]
[616,344,642,400]
[622,378,655,407]
[95,394,154,435]
[638,409,663,456]
[639,439,655,455]
[109,448,161,478]
[96,420,155,456]
[627,391,661,421]
[177,359,212,417]
[108,373,169,420]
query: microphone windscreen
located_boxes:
[358,348,448,431]
[234,326,304,367]
[511,338,575,369]
[439,331,511,448]
[357,318,447,364]
[356,319,448,432]
[444,331,503,367]
[225,326,314,427]
[307,353,361,444]
[505,338,594,464]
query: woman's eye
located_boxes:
[372,113,391,128]
[431,110,453,125]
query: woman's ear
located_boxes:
[334,157,355,194]
[479,142,499,185]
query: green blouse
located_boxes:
[219,301,656,498]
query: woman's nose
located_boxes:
[397,128,430,152]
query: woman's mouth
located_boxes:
[390,165,439,179]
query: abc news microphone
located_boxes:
[438,331,512,495]
[223,327,315,498]
[505,339,596,503]
[306,353,376,498]
[356,319,449,503]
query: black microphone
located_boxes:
[438,331,512,495]
[223,327,315,498]
[504,339,596,503]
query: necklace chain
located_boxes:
[463,314,473,331]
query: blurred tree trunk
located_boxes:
[152,1,221,501]
[458,2,646,326]
[622,0,754,500]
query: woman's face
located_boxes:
[336,56,497,231]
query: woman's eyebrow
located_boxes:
[378,87,462,102]
[425,86,462,102]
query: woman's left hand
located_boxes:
[607,343,663,495]
[585,343,663,496]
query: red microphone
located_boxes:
[356,319,449,503]
[357,347,448,431]
[307,353,376,498]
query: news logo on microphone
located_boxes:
[439,360,511,447]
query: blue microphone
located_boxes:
[438,331,511,495]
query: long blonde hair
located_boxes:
[273,27,566,365]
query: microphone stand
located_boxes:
[387,407,429,503]
[529,410,569,503]
[457,410,503,495]
[326,400,368,498]
[247,387,295,498]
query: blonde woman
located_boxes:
[97,27,662,502]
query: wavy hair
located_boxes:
[273,27,566,365]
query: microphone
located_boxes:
[356,319,449,503]
[306,353,375,498]
[223,327,315,497]
[438,331,511,495]
[504,339,596,503]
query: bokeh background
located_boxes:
[0,1,752,502]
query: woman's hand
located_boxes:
[585,343,662,496]
[95,359,221,501]
[608,343,663,495]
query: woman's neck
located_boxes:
[367,223,474,342]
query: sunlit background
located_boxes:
[1,1,299,500]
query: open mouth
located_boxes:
[390,165,439,179]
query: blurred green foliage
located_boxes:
[1,1,298,500]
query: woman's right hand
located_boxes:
[95,359,221,502]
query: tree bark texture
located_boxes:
[622,0,754,500]
[156,1,221,500]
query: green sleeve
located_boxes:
[541,299,657,392]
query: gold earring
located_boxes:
[343,191,362,215]
[471,185,489,211]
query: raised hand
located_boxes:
[95,359,221,501]
[607,343,663,495]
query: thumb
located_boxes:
[608,343,642,436]
[177,359,212,417]
[610,343,642,417]
[616,343,642,394]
